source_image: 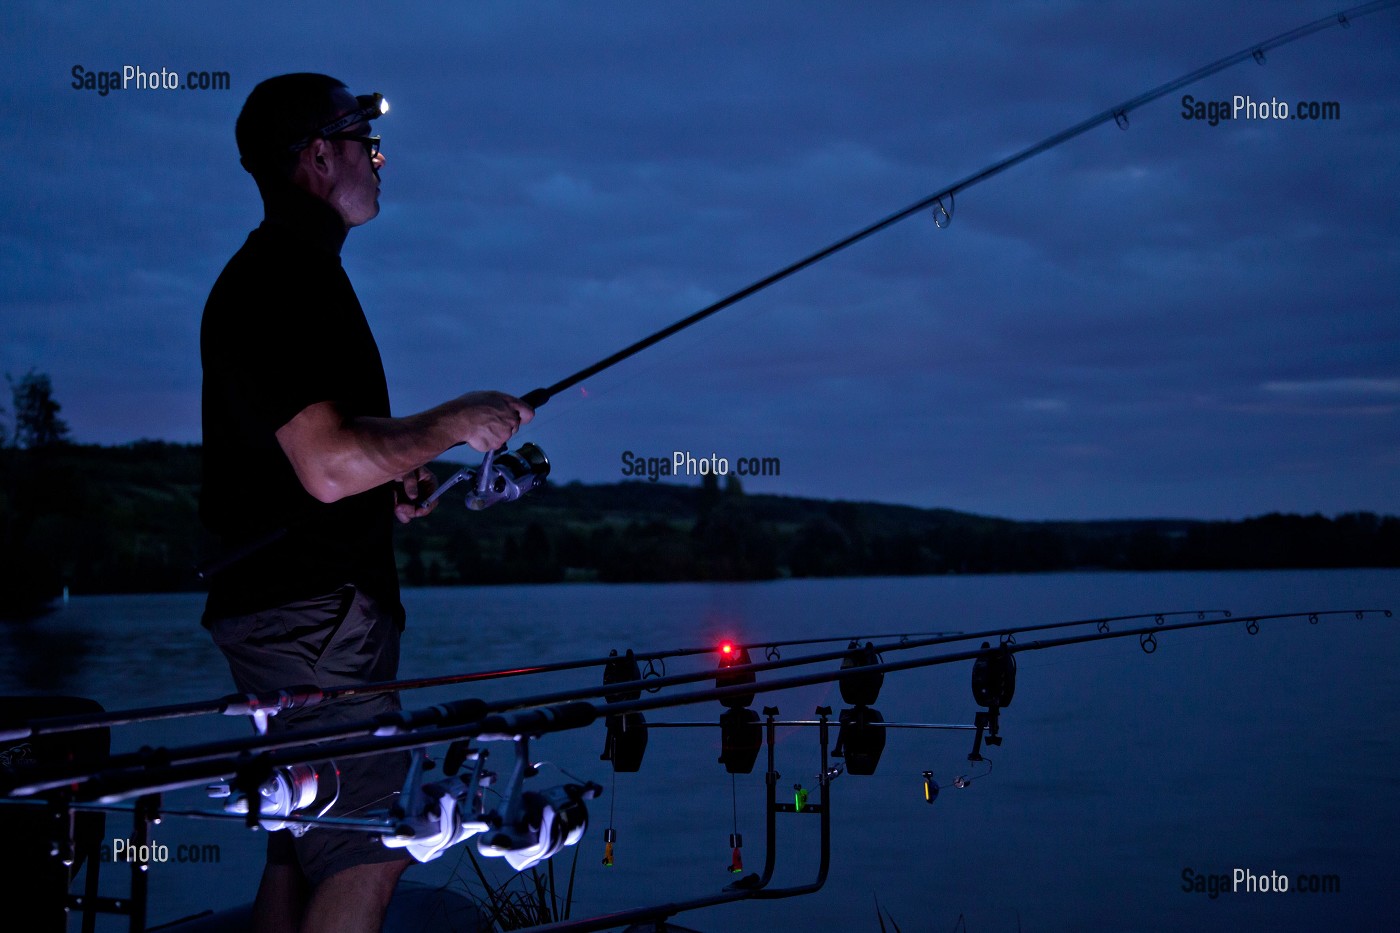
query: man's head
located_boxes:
[236,73,388,227]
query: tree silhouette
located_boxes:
[8,370,71,449]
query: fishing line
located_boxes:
[537,760,591,787]
[604,768,616,869]
[728,771,744,873]
[731,773,738,836]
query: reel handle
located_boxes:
[474,446,502,496]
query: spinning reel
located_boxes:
[425,443,550,511]
[384,734,600,872]
[207,761,337,835]
[206,731,599,872]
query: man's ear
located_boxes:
[304,137,335,175]
[291,138,337,192]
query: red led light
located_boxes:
[721,643,734,655]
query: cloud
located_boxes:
[1262,378,1400,396]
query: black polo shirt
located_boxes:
[200,218,401,622]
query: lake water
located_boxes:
[3,570,1397,932]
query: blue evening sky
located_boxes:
[4,1,1397,520]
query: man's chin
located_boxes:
[347,203,381,228]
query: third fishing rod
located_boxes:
[13,607,1390,804]
[2,608,1224,742]
[26,606,1389,798]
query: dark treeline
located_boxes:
[0,442,204,614]
[417,475,1400,585]
[2,441,1398,615]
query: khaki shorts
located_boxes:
[208,585,412,885]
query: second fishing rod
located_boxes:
[2,608,1222,742]
[9,607,1384,799]
[25,607,1391,805]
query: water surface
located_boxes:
[3,570,1396,931]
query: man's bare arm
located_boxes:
[276,391,533,503]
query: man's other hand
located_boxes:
[394,465,439,523]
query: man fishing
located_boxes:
[200,73,532,933]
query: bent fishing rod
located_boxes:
[507,1,1396,411]
[7,607,1389,802]
[0,608,1225,742]
[197,1,1398,568]
[413,0,1400,509]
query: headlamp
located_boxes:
[289,92,390,152]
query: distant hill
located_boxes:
[2,441,1397,616]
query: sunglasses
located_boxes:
[328,133,381,160]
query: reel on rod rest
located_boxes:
[382,734,601,872]
[207,761,335,834]
[475,734,602,871]
[382,745,493,863]
[425,442,550,511]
